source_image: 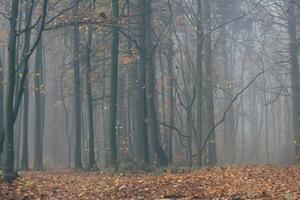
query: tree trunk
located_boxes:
[86,24,96,169]
[136,0,151,165]
[72,0,83,169]
[186,102,193,168]
[108,0,119,169]
[166,37,174,164]
[33,38,44,171]
[0,49,4,167]
[158,52,167,154]
[240,51,246,163]
[20,0,34,171]
[204,0,217,166]
[195,0,203,167]
[21,78,29,171]
[143,0,168,167]
[3,0,19,181]
[287,0,300,163]
[126,1,134,157]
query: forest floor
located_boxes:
[0,165,300,199]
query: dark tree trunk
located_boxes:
[142,0,168,167]
[287,0,300,163]
[86,24,96,169]
[195,0,203,167]
[166,38,174,164]
[33,38,44,171]
[108,0,119,169]
[126,1,134,157]
[72,0,83,169]
[136,0,150,165]
[21,0,34,171]
[3,0,19,182]
[21,79,29,171]
[186,102,193,168]
[0,49,4,168]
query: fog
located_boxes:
[0,0,299,178]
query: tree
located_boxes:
[33,37,44,171]
[21,0,35,171]
[108,0,119,169]
[0,48,4,168]
[85,3,96,169]
[3,0,20,181]
[136,0,150,165]
[287,0,300,163]
[204,0,217,165]
[166,37,175,164]
[72,0,83,169]
[2,0,48,181]
[195,0,204,167]
[143,0,169,167]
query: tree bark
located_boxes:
[143,0,168,167]
[287,0,300,163]
[72,0,83,169]
[33,38,44,171]
[0,49,4,167]
[166,38,174,164]
[195,0,203,167]
[86,23,96,169]
[3,0,19,181]
[108,0,119,169]
[204,0,217,166]
[137,0,151,165]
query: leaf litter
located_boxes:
[0,165,299,199]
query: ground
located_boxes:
[0,165,300,199]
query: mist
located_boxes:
[0,0,300,198]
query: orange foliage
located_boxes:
[1,165,300,199]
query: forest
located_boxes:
[0,0,300,199]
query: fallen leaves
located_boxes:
[0,165,300,199]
